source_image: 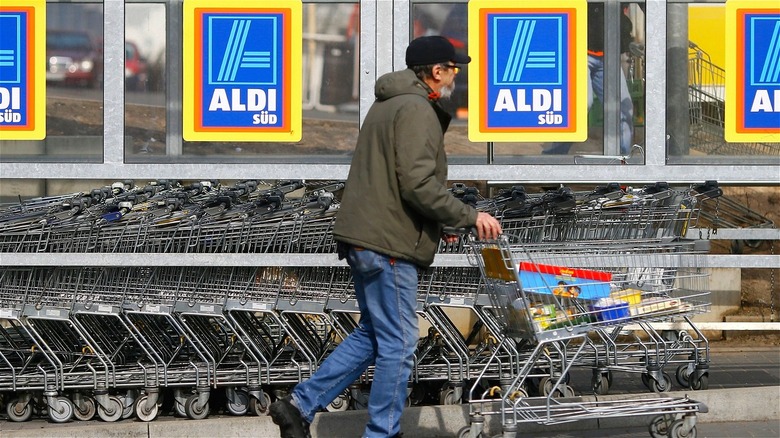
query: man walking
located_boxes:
[269,35,502,438]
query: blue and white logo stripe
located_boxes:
[217,19,251,82]
[0,14,21,84]
[502,19,535,83]
[493,16,562,86]
[208,16,277,86]
[757,20,780,85]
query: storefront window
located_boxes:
[668,2,779,159]
[0,2,104,162]
[413,1,647,163]
[126,2,361,163]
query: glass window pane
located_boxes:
[125,2,166,157]
[0,2,104,162]
[670,2,779,158]
[413,3,481,161]
[414,2,647,163]
[167,2,361,163]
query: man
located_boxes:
[269,35,502,438]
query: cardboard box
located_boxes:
[610,289,643,306]
[518,262,612,300]
[629,298,682,316]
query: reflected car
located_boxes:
[46,29,102,88]
[125,41,148,92]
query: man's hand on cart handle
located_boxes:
[475,212,502,240]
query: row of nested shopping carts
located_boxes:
[0,179,721,437]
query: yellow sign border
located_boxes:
[183,0,302,142]
[725,0,780,143]
[468,0,588,142]
[0,0,45,140]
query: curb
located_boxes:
[2,386,778,437]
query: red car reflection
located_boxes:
[46,29,103,88]
[125,41,148,92]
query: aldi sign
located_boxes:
[183,0,301,142]
[726,0,780,143]
[0,0,45,140]
[468,0,587,142]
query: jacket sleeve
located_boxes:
[393,99,478,228]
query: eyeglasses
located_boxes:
[442,63,461,74]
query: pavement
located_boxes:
[1,346,778,437]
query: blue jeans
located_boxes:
[290,246,419,437]
[545,54,634,155]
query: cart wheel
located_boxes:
[326,391,350,412]
[173,389,189,417]
[440,388,460,405]
[174,399,187,417]
[121,390,138,419]
[225,389,249,415]
[408,383,427,406]
[591,374,610,395]
[350,388,369,410]
[458,425,482,438]
[538,377,554,397]
[648,415,670,438]
[675,365,691,388]
[248,391,271,416]
[6,398,33,422]
[134,395,159,422]
[551,384,575,398]
[690,374,709,391]
[97,396,124,422]
[650,373,673,393]
[184,394,209,420]
[668,419,697,438]
[48,396,74,423]
[72,395,96,421]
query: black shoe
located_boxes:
[269,396,311,438]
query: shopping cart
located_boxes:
[461,234,708,438]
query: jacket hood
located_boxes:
[374,69,431,102]
[374,69,452,133]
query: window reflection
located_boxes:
[0,2,104,161]
[413,3,478,159]
[671,3,779,158]
[413,3,468,118]
[125,3,166,157]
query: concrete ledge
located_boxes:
[1,386,777,437]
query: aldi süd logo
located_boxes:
[184,0,301,142]
[0,0,45,140]
[468,1,587,142]
[726,0,780,142]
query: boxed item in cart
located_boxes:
[591,298,630,321]
[629,297,682,316]
[530,303,556,329]
[610,288,643,306]
[518,262,612,300]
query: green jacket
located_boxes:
[333,69,478,267]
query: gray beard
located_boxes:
[439,82,455,100]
